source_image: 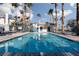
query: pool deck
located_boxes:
[51,33,79,42]
[0,32,29,43]
[0,32,79,43]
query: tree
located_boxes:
[48,8,56,32]
[27,3,32,8]
[22,3,32,32]
[67,19,76,32]
[62,3,64,34]
[12,3,18,32]
[76,3,79,35]
[12,3,18,8]
[48,9,53,23]
[55,3,58,32]
[21,4,27,32]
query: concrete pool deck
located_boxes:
[0,32,79,43]
[51,33,79,42]
[0,32,29,42]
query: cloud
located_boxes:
[30,12,34,20]
[53,9,72,17]
[44,13,48,16]
[70,3,76,8]
[0,4,22,16]
[64,10,72,16]
[0,3,16,17]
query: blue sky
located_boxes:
[0,3,76,29]
[31,3,76,28]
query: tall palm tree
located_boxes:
[12,3,18,32]
[62,3,64,33]
[22,3,32,32]
[76,3,79,35]
[48,9,53,23]
[27,3,32,32]
[48,8,55,32]
[12,3,18,8]
[22,3,27,32]
[27,3,32,8]
[55,3,58,32]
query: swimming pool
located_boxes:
[0,33,79,56]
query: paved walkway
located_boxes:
[0,32,29,42]
[0,32,79,43]
[52,33,79,42]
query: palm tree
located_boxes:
[22,3,27,32]
[48,8,56,32]
[76,3,79,35]
[48,3,58,32]
[27,3,32,8]
[62,3,64,34]
[12,3,18,8]
[55,3,58,32]
[12,3,18,32]
[27,3,32,32]
[48,9,53,23]
[22,3,32,32]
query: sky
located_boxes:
[0,3,76,29]
[31,3,76,28]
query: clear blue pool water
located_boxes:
[0,33,79,55]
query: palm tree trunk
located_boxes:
[12,3,18,32]
[22,13,27,32]
[55,3,58,32]
[13,20,17,32]
[22,4,27,32]
[62,3,64,33]
[76,3,79,35]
